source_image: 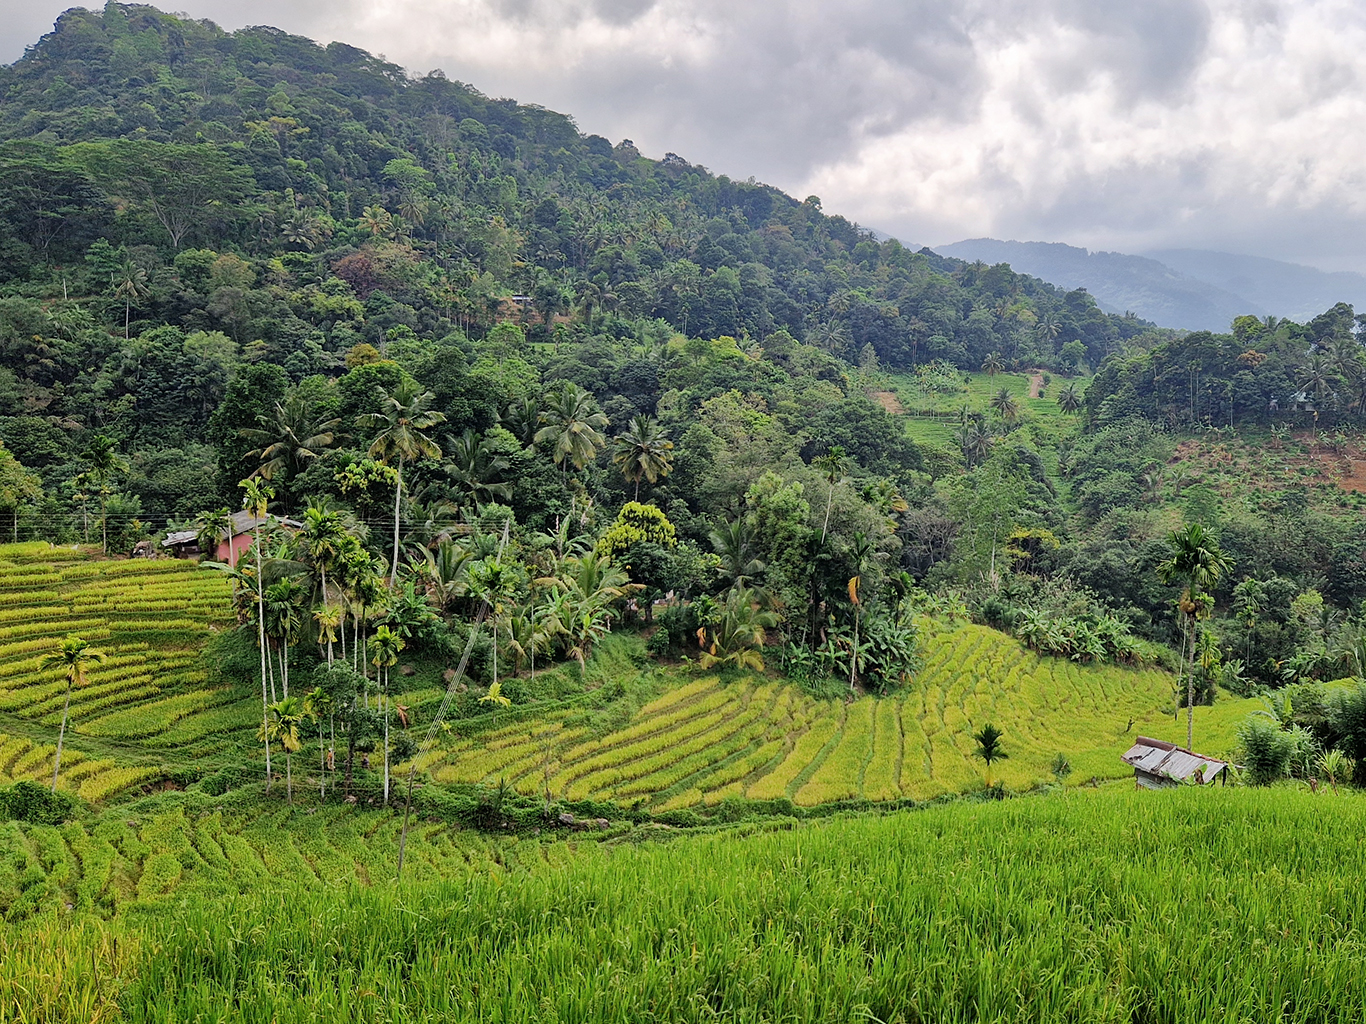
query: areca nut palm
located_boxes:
[242,394,342,498]
[972,723,1007,786]
[612,414,674,501]
[194,506,233,560]
[535,382,610,473]
[300,501,348,611]
[41,635,104,791]
[262,695,306,805]
[812,444,851,545]
[241,476,276,788]
[1157,522,1232,749]
[370,624,405,804]
[359,380,446,587]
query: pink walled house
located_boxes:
[163,510,300,564]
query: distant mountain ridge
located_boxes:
[935,239,1366,331]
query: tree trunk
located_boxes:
[255,524,272,790]
[285,751,292,805]
[383,668,390,805]
[391,456,403,587]
[51,682,71,791]
[1187,623,1197,751]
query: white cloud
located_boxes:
[8,0,1366,267]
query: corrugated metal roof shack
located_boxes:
[1121,737,1228,789]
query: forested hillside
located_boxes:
[0,2,1363,770]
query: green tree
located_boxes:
[989,387,1019,424]
[80,433,129,555]
[359,380,446,586]
[370,624,405,804]
[261,695,306,805]
[241,394,342,504]
[443,429,512,510]
[981,351,1005,376]
[1158,523,1233,750]
[40,635,104,791]
[1057,383,1082,414]
[535,382,609,473]
[76,139,255,249]
[612,414,674,501]
[241,477,276,789]
[0,443,41,543]
[110,257,149,340]
[303,686,333,798]
[697,585,781,672]
[972,723,1007,787]
[812,444,851,545]
[193,507,232,560]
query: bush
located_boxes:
[201,771,232,797]
[0,780,79,824]
[1238,718,1294,786]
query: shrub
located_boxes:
[1238,718,1294,786]
[0,780,79,824]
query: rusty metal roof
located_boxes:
[1121,736,1227,784]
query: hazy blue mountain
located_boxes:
[1142,249,1366,323]
[935,239,1258,331]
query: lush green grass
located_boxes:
[10,785,1366,1022]
[428,623,1258,806]
[885,369,1085,449]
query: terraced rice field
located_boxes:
[0,801,544,918]
[427,624,1259,806]
[0,543,237,800]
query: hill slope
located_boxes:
[429,622,1254,808]
[937,238,1257,330]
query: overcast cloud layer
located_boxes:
[6,0,1366,270]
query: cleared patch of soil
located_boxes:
[870,390,906,415]
[1028,372,1044,399]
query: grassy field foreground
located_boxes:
[7,785,1365,1023]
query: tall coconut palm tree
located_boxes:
[111,258,149,340]
[535,382,610,475]
[304,686,333,798]
[370,624,405,803]
[710,519,766,589]
[242,394,342,503]
[360,380,447,587]
[41,635,104,791]
[80,434,129,555]
[1057,383,1083,414]
[1158,523,1233,749]
[989,387,1020,424]
[612,414,674,500]
[981,351,1005,376]
[241,476,275,788]
[443,429,512,510]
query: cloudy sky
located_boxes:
[7,0,1366,270]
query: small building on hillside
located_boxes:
[1122,736,1227,788]
[162,511,300,566]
